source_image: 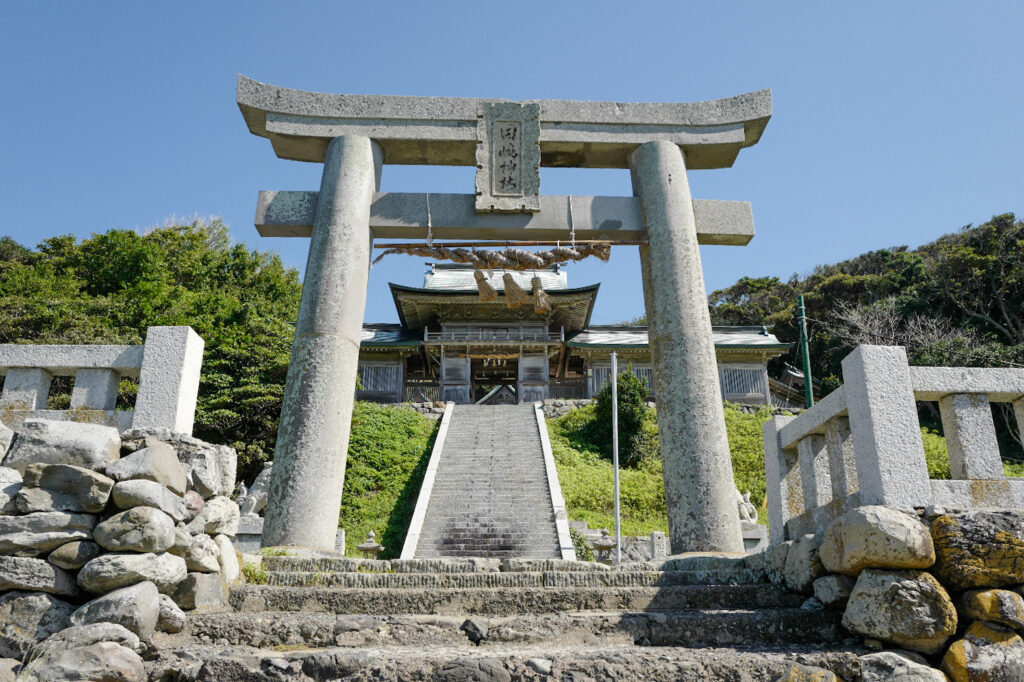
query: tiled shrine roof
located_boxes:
[567,325,790,352]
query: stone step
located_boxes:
[414,403,562,558]
[187,607,842,650]
[230,584,803,615]
[147,642,861,681]
[262,569,767,589]
[258,555,757,574]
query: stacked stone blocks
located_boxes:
[764,344,1024,543]
[0,418,242,679]
[778,504,1024,679]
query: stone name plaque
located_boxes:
[475,101,541,213]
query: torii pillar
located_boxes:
[632,141,744,553]
[238,76,771,553]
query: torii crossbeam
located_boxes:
[239,76,772,555]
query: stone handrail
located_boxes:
[0,326,204,435]
[763,345,1024,544]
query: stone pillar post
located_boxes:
[840,345,931,508]
[798,435,831,510]
[263,135,382,550]
[763,415,799,545]
[133,326,205,435]
[939,393,1004,479]
[630,140,745,554]
[825,417,858,498]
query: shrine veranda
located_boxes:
[238,76,774,555]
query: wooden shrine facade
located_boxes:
[356,264,790,406]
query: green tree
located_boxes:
[0,219,302,481]
[592,368,651,468]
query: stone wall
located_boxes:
[770,503,1024,679]
[403,401,446,419]
[0,418,242,677]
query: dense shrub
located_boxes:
[591,368,651,468]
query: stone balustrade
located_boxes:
[0,327,204,435]
[763,345,1024,544]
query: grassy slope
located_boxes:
[548,403,779,535]
[549,403,1023,537]
[334,402,1019,556]
[339,402,438,558]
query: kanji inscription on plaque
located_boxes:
[475,101,540,213]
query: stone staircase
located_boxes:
[413,404,562,559]
[147,555,861,680]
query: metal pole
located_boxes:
[798,295,814,408]
[611,352,621,564]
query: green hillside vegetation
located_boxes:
[339,402,438,557]
[0,220,301,482]
[703,213,1024,461]
[548,402,780,535]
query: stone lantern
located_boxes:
[357,530,384,560]
[591,528,617,565]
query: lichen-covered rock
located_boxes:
[0,510,96,556]
[167,523,192,557]
[47,540,102,570]
[1,419,120,474]
[0,556,78,596]
[784,534,826,594]
[0,420,13,456]
[104,442,187,495]
[0,467,21,514]
[173,571,228,610]
[860,651,947,681]
[185,534,221,573]
[28,641,146,681]
[843,569,957,655]
[14,463,114,514]
[70,580,161,638]
[157,594,186,633]
[183,489,205,521]
[77,551,187,594]
[775,663,838,681]
[813,574,856,609]
[960,588,1024,630]
[111,478,187,521]
[820,506,935,575]
[0,591,73,658]
[94,506,176,553]
[0,656,18,680]
[186,495,239,537]
[122,428,236,498]
[214,533,240,583]
[931,510,1024,590]
[38,622,141,654]
[942,620,1024,681]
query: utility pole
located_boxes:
[611,351,621,564]
[797,295,814,408]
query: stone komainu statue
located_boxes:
[237,461,273,517]
[737,488,758,524]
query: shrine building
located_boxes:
[356,263,791,406]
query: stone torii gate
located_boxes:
[238,75,772,555]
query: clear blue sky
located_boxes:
[2,2,1020,327]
